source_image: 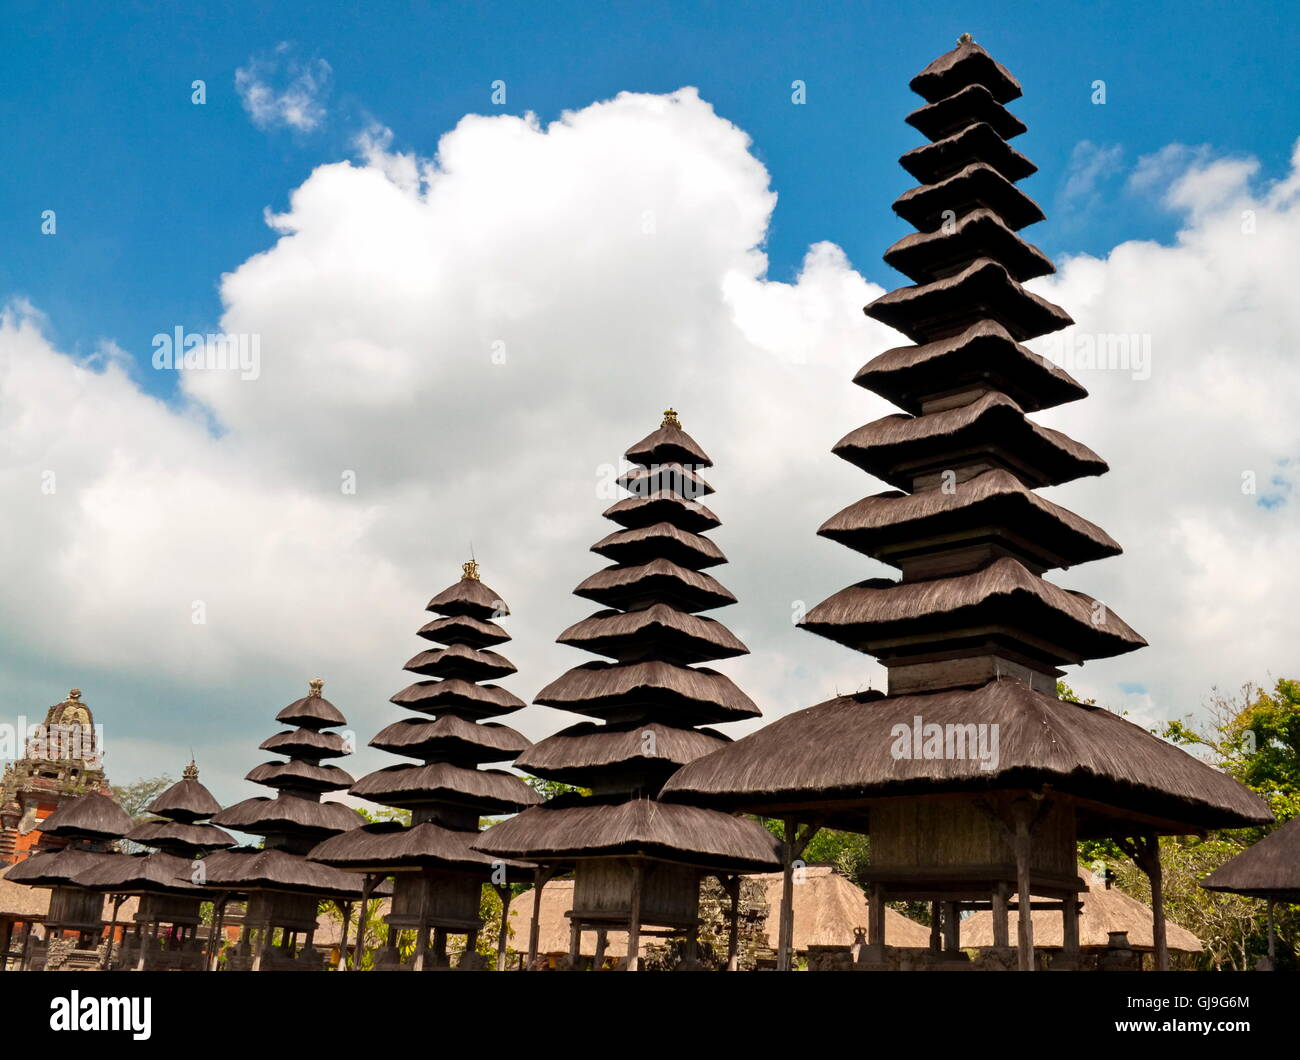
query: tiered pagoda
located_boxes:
[79,761,234,970]
[662,36,1270,972]
[475,411,781,970]
[207,680,373,970]
[309,562,541,971]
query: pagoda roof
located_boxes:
[389,678,525,719]
[403,643,517,681]
[308,820,499,874]
[416,613,510,648]
[145,774,223,822]
[211,795,365,838]
[276,684,348,730]
[516,720,731,785]
[259,727,351,761]
[909,36,1022,104]
[558,603,749,663]
[853,319,1086,415]
[899,121,1036,185]
[76,850,209,897]
[802,555,1146,664]
[894,162,1044,232]
[245,759,354,793]
[624,421,713,468]
[535,659,761,724]
[866,257,1073,344]
[426,575,509,620]
[349,761,542,813]
[660,681,1273,834]
[905,82,1026,142]
[4,848,116,888]
[591,521,726,569]
[125,818,236,854]
[883,208,1054,284]
[818,468,1121,571]
[37,792,131,841]
[833,390,1107,491]
[575,558,737,613]
[601,491,721,533]
[617,463,714,498]
[369,714,529,763]
[471,794,781,872]
[201,847,374,899]
[1200,816,1299,901]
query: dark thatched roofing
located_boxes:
[618,463,714,498]
[817,468,1121,571]
[350,761,542,813]
[832,390,1107,491]
[37,792,132,841]
[516,720,731,782]
[535,659,761,724]
[471,794,781,871]
[276,689,348,730]
[1200,816,1299,900]
[899,120,1036,185]
[308,820,499,874]
[574,558,736,613]
[601,492,721,533]
[77,850,209,896]
[591,521,726,569]
[909,35,1022,104]
[4,848,117,888]
[865,257,1073,345]
[369,714,529,763]
[660,680,1272,834]
[403,643,517,681]
[125,819,235,853]
[211,795,366,837]
[853,319,1086,415]
[389,677,525,719]
[245,758,354,792]
[417,613,510,648]
[624,423,713,469]
[884,208,1053,284]
[802,555,1146,662]
[202,847,375,899]
[894,162,1044,232]
[259,727,351,760]
[558,604,749,663]
[426,574,509,620]
[905,82,1026,142]
[145,777,223,822]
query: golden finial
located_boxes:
[68,688,81,701]
[661,408,681,429]
[958,32,973,44]
[462,560,481,581]
[308,677,324,698]
[182,760,199,781]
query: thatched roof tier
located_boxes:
[36,792,133,841]
[426,574,509,620]
[535,659,761,724]
[203,847,375,899]
[416,613,510,648]
[472,794,781,871]
[591,522,726,570]
[601,492,721,534]
[558,604,749,664]
[884,208,1053,284]
[389,677,525,719]
[833,390,1107,491]
[964,868,1203,952]
[660,681,1272,834]
[802,556,1145,664]
[369,715,529,763]
[350,761,542,814]
[4,848,117,888]
[125,819,235,854]
[618,463,714,499]
[1201,816,1300,901]
[910,35,1022,104]
[899,121,1036,185]
[817,469,1121,572]
[308,820,499,874]
[853,320,1086,415]
[761,865,933,950]
[517,721,731,785]
[145,774,224,822]
[245,758,354,792]
[624,420,714,469]
[276,686,348,730]
[866,257,1072,345]
[403,643,517,681]
[905,82,1026,142]
[574,558,736,613]
[259,727,351,760]
[894,162,1044,233]
[76,851,209,897]
[0,873,53,919]
[212,795,366,838]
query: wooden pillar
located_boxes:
[335,901,351,971]
[725,876,740,971]
[929,901,941,953]
[101,895,125,971]
[527,866,546,969]
[992,882,1010,949]
[942,901,959,952]
[568,917,582,969]
[593,927,608,968]
[1266,899,1277,965]
[353,874,376,970]
[868,882,886,953]
[777,818,798,971]
[494,884,512,972]
[1062,895,1080,958]
[432,928,448,966]
[625,859,643,972]
[1120,834,1168,972]
[684,918,699,965]
[1013,803,1035,972]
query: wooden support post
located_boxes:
[777,817,796,971]
[527,865,548,969]
[353,874,375,970]
[626,859,643,972]
[1062,895,1080,959]
[992,882,1010,949]
[568,917,582,969]
[684,918,699,965]
[432,928,447,967]
[929,901,942,953]
[1013,802,1035,972]
[101,895,125,971]
[725,876,741,971]
[868,882,886,954]
[942,901,960,952]
[494,884,512,972]
[593,927,608,968]
[335,901,351,972]
[1119,833,1168,972]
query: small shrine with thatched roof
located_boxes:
[1201,816,1300,969]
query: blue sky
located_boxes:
[5,0,1299,401]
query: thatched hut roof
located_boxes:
[601,492,721,534]
[349,761,541,813]
[624,422,713,469]
[369,715,529,762]
[125,819,235,853]
[388,678,525,719]
[5,848,117,888]
[0,874,52,919]
[245,758,354,792]
[309,820,498,874]
[559,604,748,664]
[403,643,517,681]
[260,728,351,760]
[905,82,1026,143]
[276,688,348,730]
[660,682,1272,834]
[212,795,366,838]
[37,792,132,841]
[1201,816,1300,901]
[893,162,1044,233]
[899,121,1036,185]
[909,35,1022,104]
[574,558,736,613]
[145,773,223,822]
[77,851,210,896]
[760,866,932,951]
[885,208,1052,284]
[416,613,510,648]
[591,522,726,569]
[534,660,760,724]
[202,847,374,899]
[426,575,509,620]
[962,868,1203,952]
[518,720,730,783]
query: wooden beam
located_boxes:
[942,900,959,952]
[568,916,582,969]
[1118,833,1168,972]
[593,927,608,968]
[335,901,351,972]
[354,874,376,971]
[1062,895,1080,958]
[929,901,941,953]
[626,859,644,972]
[526,865,550,969]
[992,882,1010,948]
[1012,801,1035,971]
[494,884,512,972]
